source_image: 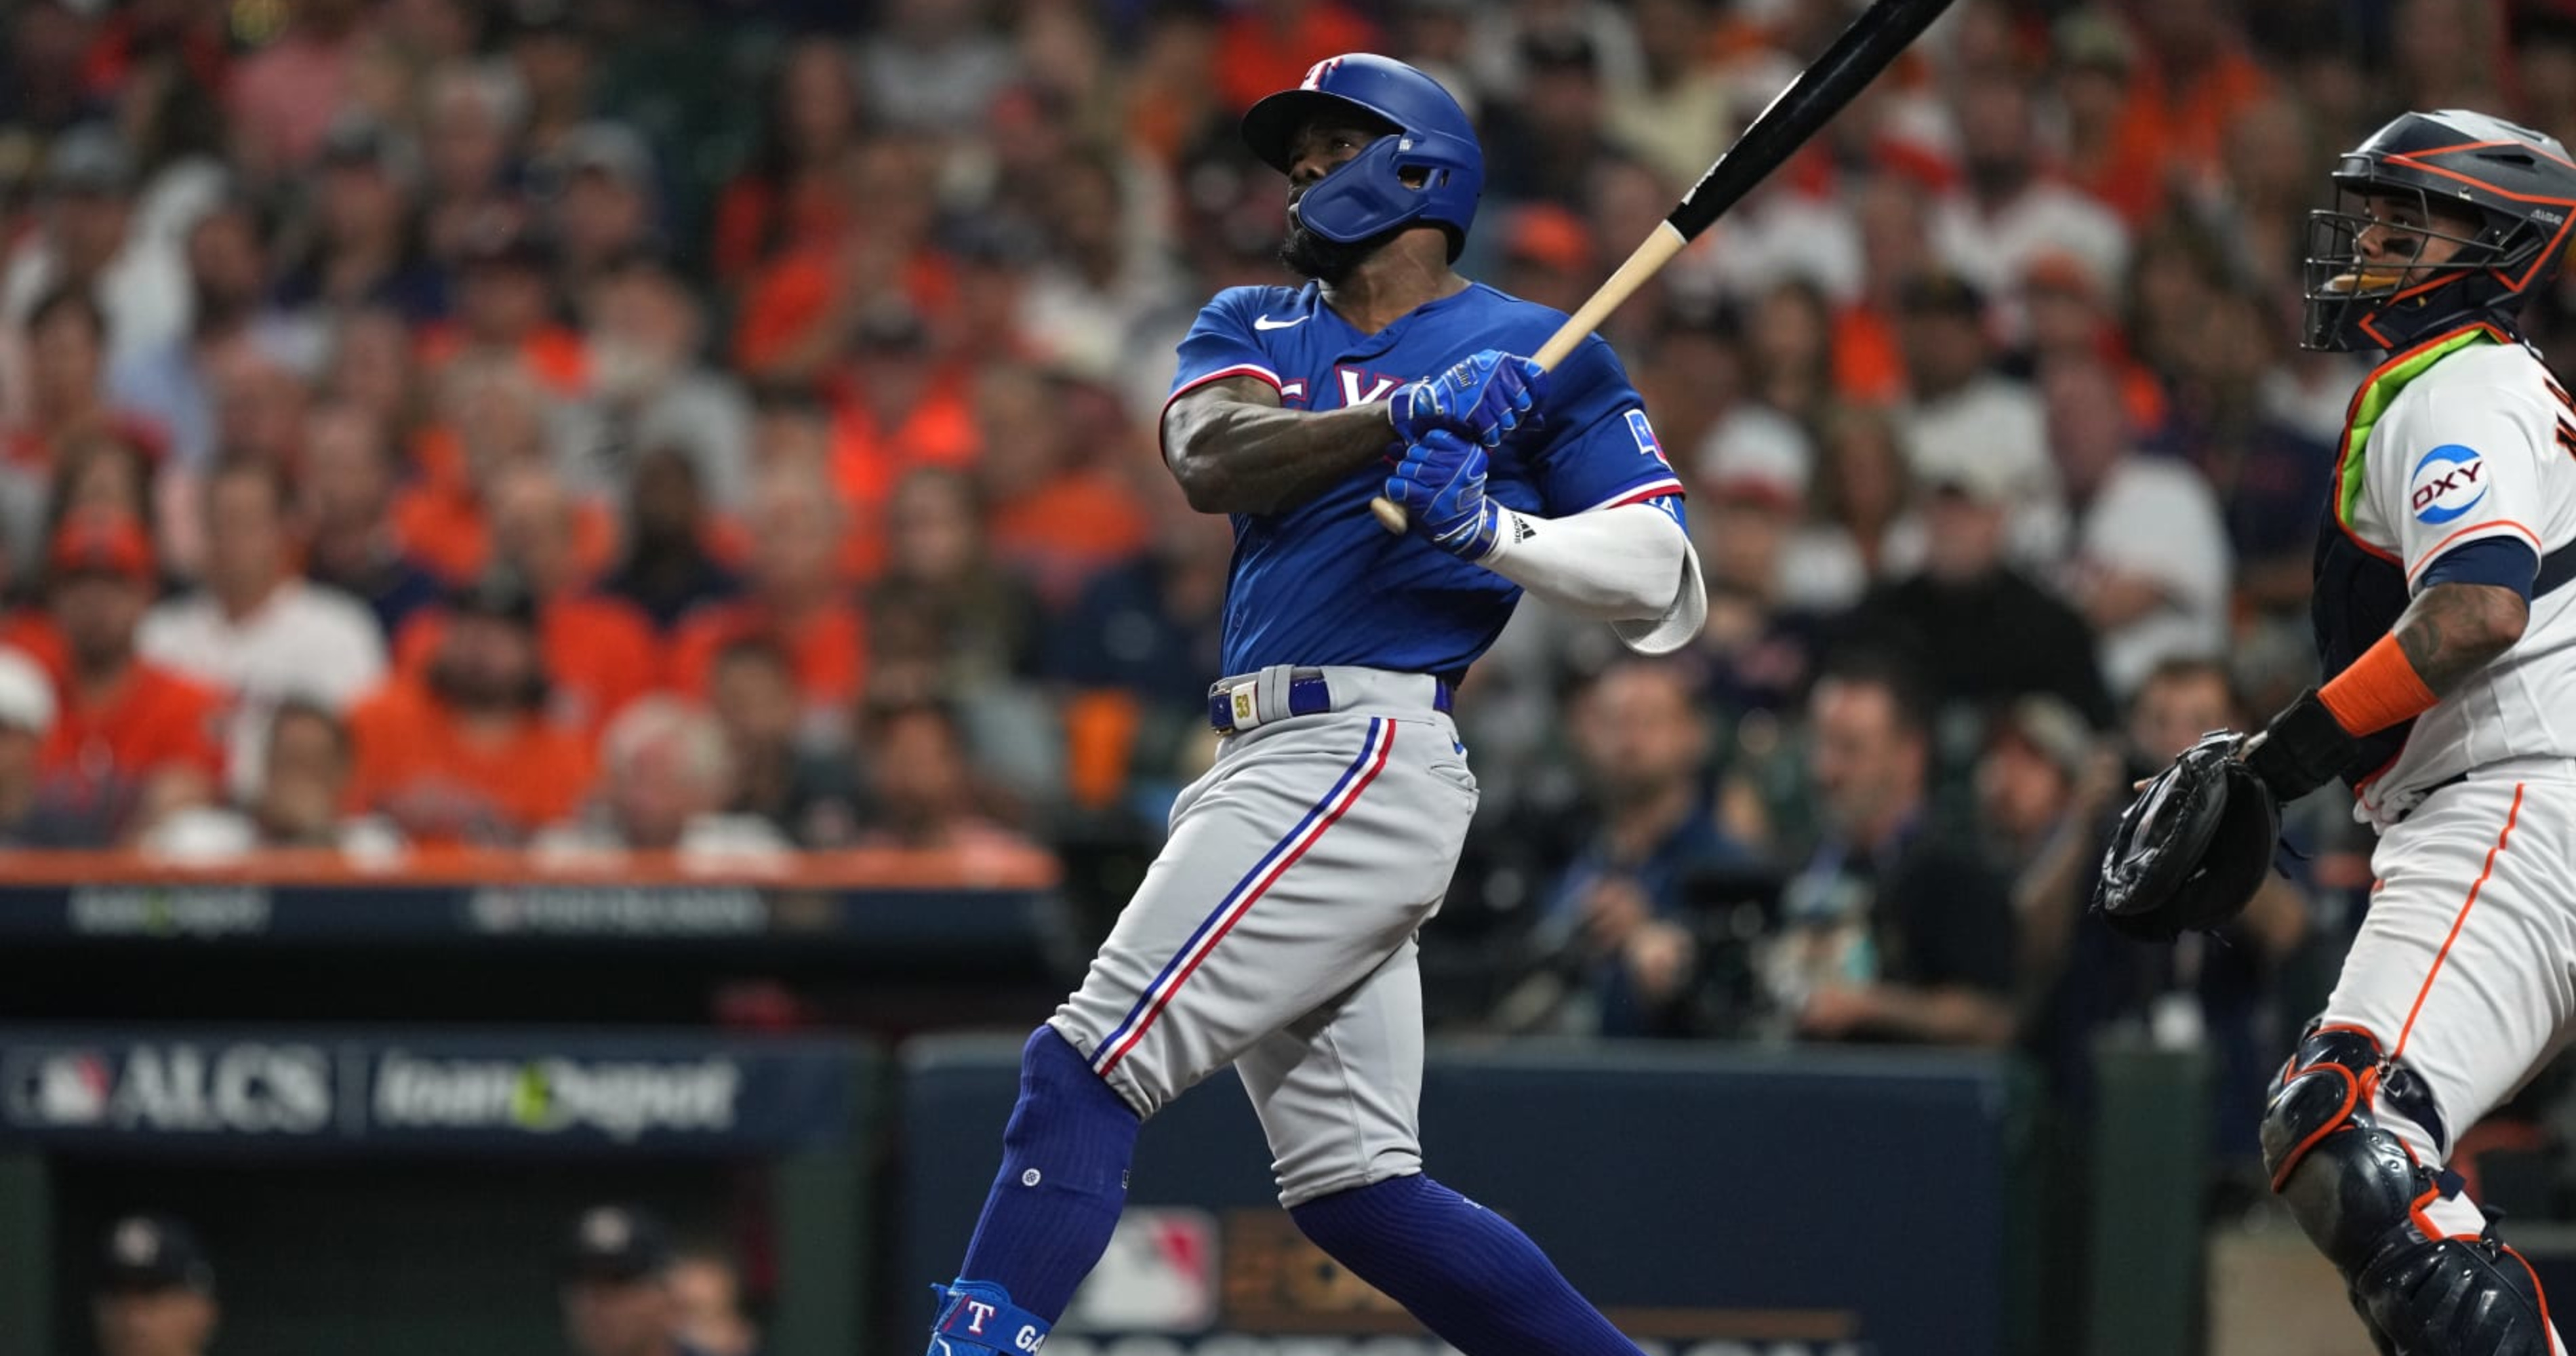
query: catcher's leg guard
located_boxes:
[2263,1024,2558,1355]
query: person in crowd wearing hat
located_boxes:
[0,645,54,845]
[273,117,443,325]
[422,217,588,395]
[819,300,980,513]
[561,1204,713,1356]
[344,570,593,845]
[1,123,191,370]
[1892,269,2063,566]
[92,1213,218,1356]
[1692,412,1832,713]
[37,509,224,845]
[547,123,662,297]
[581,255,752,514]
[139,455,387,795]
[391,462,662,738]
[1840,431,2114,732]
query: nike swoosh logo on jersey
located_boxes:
[1253,314,1309,330]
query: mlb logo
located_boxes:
[1624,410,1670,467]
[16,1051,111,1125]
[1060,1208,1219,1333]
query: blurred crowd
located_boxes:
[1,0,2570,1139]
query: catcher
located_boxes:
[2097,109,2576,1354]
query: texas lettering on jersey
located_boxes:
[1163,281,1685,679]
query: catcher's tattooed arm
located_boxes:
[2393,580,2531,694]
[1162,378,1396,516]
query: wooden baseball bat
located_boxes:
[1371,0,1959,534]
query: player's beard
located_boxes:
[1277,198,1402,285]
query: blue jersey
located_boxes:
[1162,281,1687,680]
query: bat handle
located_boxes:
[1369,496,1409,534]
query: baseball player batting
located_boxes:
[2104,109,2576,1354]
[921,54,1703,1356]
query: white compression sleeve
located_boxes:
[1478,500,1708,654]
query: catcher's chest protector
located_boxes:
[2308,329,2497,790]
[2310,517,2414,787]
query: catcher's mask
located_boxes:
[2301,108,2576,353]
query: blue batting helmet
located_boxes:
[1240,54,1483,260]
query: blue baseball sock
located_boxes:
[938,1026,1141,1347]
[1290,1173,1643,1356]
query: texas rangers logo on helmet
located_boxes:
[1300,57,1344,89]
[2409,443,2490,524]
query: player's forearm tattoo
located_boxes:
[1161,379,1398,516]
[2393,581,2531,696]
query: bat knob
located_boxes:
[1369,496,1410,534]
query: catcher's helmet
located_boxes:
[2303,108,2576,353]
[1240,54,1483,261]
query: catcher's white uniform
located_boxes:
[2316,329,2576,1270]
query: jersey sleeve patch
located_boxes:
[2408,444,2490,525]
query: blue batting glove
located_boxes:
[1388,351,1549,448]
[1384,428,1507,561]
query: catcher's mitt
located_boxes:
[2093,730,2282,943]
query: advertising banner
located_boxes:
[900,1039,2032,1356]
[0,1029,860,1155]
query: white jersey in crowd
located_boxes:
[2339,337,2576,826]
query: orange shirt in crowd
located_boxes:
[824,376,982,581]
[730,245,956,379]
[1831,306,1909,406]
[393,593,666,737]
[710,173,856,283]
[412,325,594,397]
[344,679,595,845]
[1214,3,1380,111]
[41,662,227,784]
[2093,49,2273,224]
[668,601,866,715]
[390,483,621,587]
[988,471,1152,607]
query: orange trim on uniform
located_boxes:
[2392,782,2528,1064]
[2503,1245,2557,1342]
[2328,323,2514,563]
[2407,1180,2480,1243]
[2269,1061,2360,1193]
[2407,518,2547,582]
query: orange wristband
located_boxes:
[2318,633,2440,736]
